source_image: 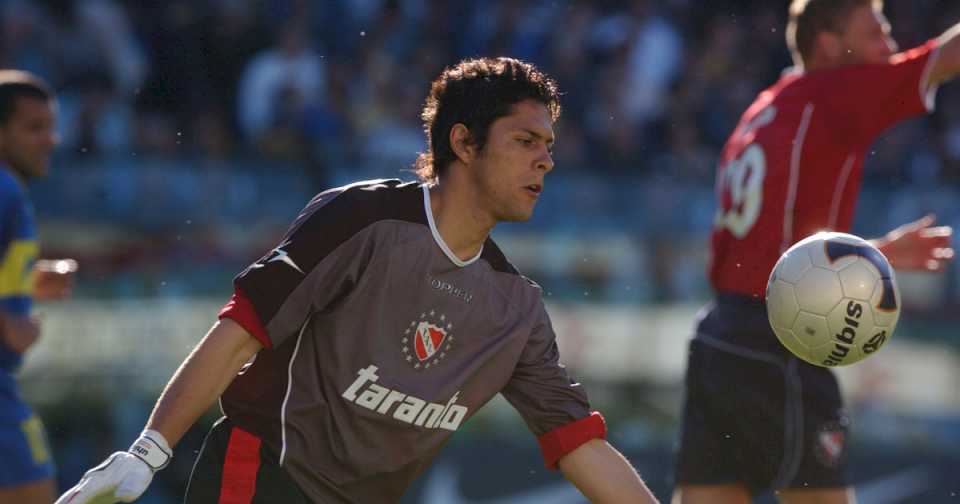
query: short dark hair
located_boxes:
[787,0,882,66]
[0,70,52,125]
[415,57,561,183]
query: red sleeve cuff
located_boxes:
[219,288,272,349]
[537,411,607,470]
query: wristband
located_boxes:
[128,429,172,471]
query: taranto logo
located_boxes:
[341,365,468,431]
[402,310,454,370]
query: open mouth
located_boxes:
[525,184,543,196]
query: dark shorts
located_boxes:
[0,410,55,487]
[184,417,309,504]
[674,294,850,495]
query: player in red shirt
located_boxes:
[675,1,957,503]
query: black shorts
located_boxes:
[674,294,850,495]
[184,417,309,504]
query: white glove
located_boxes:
[55,430,172,504]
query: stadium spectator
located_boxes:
[237,21,326,151]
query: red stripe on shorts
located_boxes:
[219,426,262,504]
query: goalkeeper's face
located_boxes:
[471,99,555,223]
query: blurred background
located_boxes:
[6,0,960,502]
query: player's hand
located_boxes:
[55,431,171,504]
[874,214,954,272]
[33,258,78,301]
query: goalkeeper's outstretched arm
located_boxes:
[559,439,660,503]
[56,318,262,504]
[145,317,263,445]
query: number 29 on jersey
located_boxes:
[714,143,766,238]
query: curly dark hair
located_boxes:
[415,57,561,184]
[788,0,883,67]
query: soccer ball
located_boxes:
[765,232,900,367]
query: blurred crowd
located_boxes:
[3,0,960,308]
[6,4,960,499]
[2,0,959,178]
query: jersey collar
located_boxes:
[421,184,483,268]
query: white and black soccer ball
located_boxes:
[765,232,900,367]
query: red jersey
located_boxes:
[709,40,940,297]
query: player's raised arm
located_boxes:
[929,22,960,85]
[558,439,658,503]
[55,318,263,504]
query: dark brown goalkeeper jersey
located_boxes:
[218,180,606,503]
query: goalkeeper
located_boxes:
[57,57,659,504]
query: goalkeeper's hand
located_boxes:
[55,430,172,504]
